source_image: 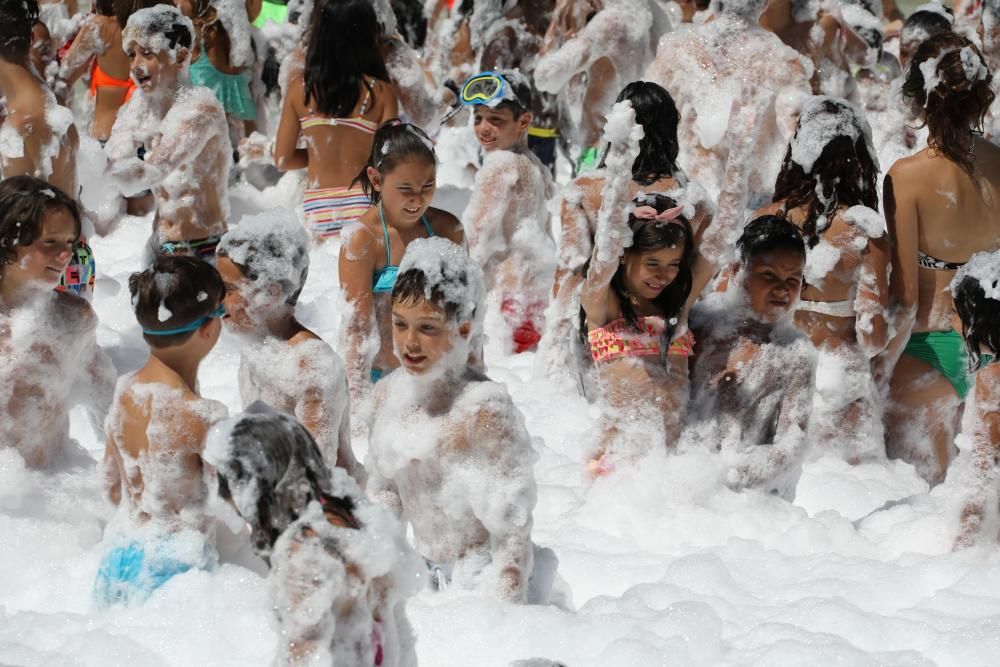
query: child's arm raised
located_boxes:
[580,101,643,328]
[58,17,104,90]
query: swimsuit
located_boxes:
[159,235,223,262]
[299,84,380,238]
[370,206,433,382]
[902,252,970,396]
[796,298,855,318]
[587,316,695,364]
[90,60,135,101]
[93,539,216,607]
[253,0,289,27]
[188,52,256,121]
[56,238,96,299]
[527,125,557,177]
[372,204,434,294]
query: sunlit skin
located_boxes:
[391,298,471,375]
[125,42,187,94]
[1,208,77,296]
[367,158,437,226]
[621,246,684,304]
[215,256,256,333]
[740,249,805,323]
[473,106,531,152]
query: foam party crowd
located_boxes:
[3,0,1000,664]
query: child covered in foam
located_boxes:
[0,176,116,469]
[461,69,555,354]
[949,252,1000,548]
[104,4,231,261]
[367,237,543,602]
[96,256,229,606]
[216,208,362,481]
[205,405,421,666]
[685,216,817,500]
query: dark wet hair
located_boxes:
[737,215,807,263]
[0,176,81,271]
[900,9,953,50]
[95,0,115,17]
[354,121,436,205]
[0,0,38,62]
[493,69,532,117]
[773,99,879,248]
[215,408,359,563]
[303,0,389,118]
[581,194,695,346]
[954,274,1000,372]
[124,4,194,50]
[902,33,994,177]
[217,228,310,307]
[129,255,224,348]
[392,268,472,322]
[599,81,680,186]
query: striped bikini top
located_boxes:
[299,79,378,135]
[373,204,434,294]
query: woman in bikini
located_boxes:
[60,0,158,142]
[273,0,397,242]
[581,193,695,475]
[753,96,890,463]
[884,32,1000,484]
[338,122,463,407]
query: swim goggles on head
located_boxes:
[440,71,526,125]
[142,303,226,336]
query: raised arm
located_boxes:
[58,17,104,89]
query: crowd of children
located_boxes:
[4,0,1000,662]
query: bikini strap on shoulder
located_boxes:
[378,203,392,265]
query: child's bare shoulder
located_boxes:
[50,290,98,335]
[340,219,381,259]
[171,86,226,122]
[426,207,463,243]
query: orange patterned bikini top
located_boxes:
[587,316,695,364]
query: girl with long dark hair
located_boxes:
[272,0,398,241]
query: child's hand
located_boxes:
[586,453,614,479]
[238,132,271,166]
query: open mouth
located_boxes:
[134,73,152,86]
[403,353,426,366]
[478,136,497,148]
[403,207,421,215]
[645,281,665,292]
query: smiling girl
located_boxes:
[339,122,464,405]
[581,193,696,474]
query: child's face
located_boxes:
[125,40,187,93]
[30,22,53,75]
[622,245,685,301]
[369,158,437,225]
[6,207,77,290]
[216,256,257,332]
[391,297,470,375]
[740,249,805,323]
[473,106,531,152]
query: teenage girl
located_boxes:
[339,122,464,403]
[273,0,397,241]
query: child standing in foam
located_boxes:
[179,0,258,139]
[367,238,546,602]
[685,217,817,501]
[271,0,397,241]
[460,69,555,354]
[215,209,363,481]
[950,253,1000,548]
[205,406,421,667]
[339,123,464,404]
[753,96,890,463]
[96,256,228,606]
[104,4,231,262]
[0,176,116,469]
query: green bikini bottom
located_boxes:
[903,330,977,399]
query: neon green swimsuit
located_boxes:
[253,0,288,27]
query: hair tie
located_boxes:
[633,204,685,223]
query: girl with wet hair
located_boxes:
[882,32,1000,485]
[272,0,398,241]
[755,96,890,463]
[339,121,464,408]
[205,405,421,665]
[545,81,713,384]
[579,193,696,475]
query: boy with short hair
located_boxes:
[367,237,541,602]
[104,4,231,261]
[460,69,555,353]
[0,175,115,468]
[97,255,228,606]
[685,216,817,501]
[215,208,362,481]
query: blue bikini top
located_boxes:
[372,204,434,294]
